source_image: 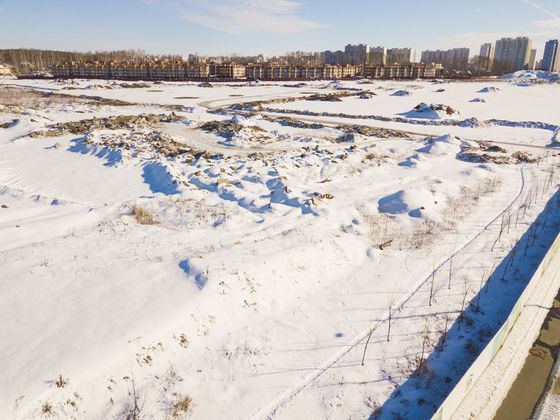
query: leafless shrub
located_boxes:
[408,219,437,249]
[132,205,157,225]
[364,152,389,164]
[41,401,54,416]
[54,374,68,388]
[123,378,146,420]
[437,314,451,351]
[361,211,437,250]
[360,177,501,251]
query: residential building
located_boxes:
[420,48,470,71]
[363,63,443,79]
[386,48,416,65]
[344,44,369,65]
[535,59,543,70]
[321,50,347,65]
[367,47,387,65]
[52,61,210,80]
[479,43,494,72]
[542,40,560,72]
[52,61,443,81]
[493,37,533,73]
[528,49,537,70]
[209,63,246,79]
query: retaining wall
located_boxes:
[432,231,560,420]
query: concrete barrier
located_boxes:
[432,232,560,420]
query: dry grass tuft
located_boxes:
[41,402,54,416]
[132,205,157,225]
[170,394,193,418]
[54,374,68,388]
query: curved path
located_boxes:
[197,94,557,152]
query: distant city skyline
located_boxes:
[1,0,560,58]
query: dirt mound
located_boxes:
[30,113,184,137]
[414,103,458,116]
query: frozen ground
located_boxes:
[1,74,559,419]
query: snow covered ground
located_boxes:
[1,75,559,419]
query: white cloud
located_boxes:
[521,0,558,19]
[535,17,560,28]
[179,0,326,34]
[521,0,560,29]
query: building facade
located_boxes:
[209,63,246,79]
[528,49,537,70]
[321,50,347,65]
[344,44,369,65]
[386,48,416,65]
[367,47,387,65]
[420,48,470,71]
[52,61,443,81]
[363,63,443,79]
[478,43,494,72]
[52,61,210,80]
[542,40,560,72]
[493,37,533,73]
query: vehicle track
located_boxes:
[199,95,557,152]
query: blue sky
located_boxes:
[1,0,559,57]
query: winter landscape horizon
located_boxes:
[2,1,560,420]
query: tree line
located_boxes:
[0,49,183,73]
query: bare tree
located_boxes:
[438,314,451,352]
[458,277,470,329]
[417,319,431,376]
[475,271,486,312]
[485,256,499,294]
[124,378,147,420]
[429,269,436,307]
[386,290,398,342]
[448,254,454,290]
[491,212,507,251]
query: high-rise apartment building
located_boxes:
[479,43,494,72]
[321,50,347,65]
[387,48,416,65]
[367,47,387,65]
[493,37,532,73]
[528,49,537,70]
[542,40,560,72]
[344,44,369,65]
[421,48,470,70]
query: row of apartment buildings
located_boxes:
[476,37,554,73]
[51,61,443,81]
[322,45,416,66]
[337,38,560,74]
[421,48,470,71]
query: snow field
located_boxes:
[0,75,559,419]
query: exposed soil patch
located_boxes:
[29,113,185,137]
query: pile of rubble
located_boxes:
[200,120,265,139]
[460,149,538,164]
[275,117,324,130]
[29,113,185,137]
[306,93,343,102]
[85,129,193,158]
[337,124,409,139]
[413,103,459,116]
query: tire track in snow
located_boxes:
[252,166,527,420]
